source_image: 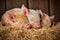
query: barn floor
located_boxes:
[0,22,60,40]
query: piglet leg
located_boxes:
[32,23,41,29]
[23,23,31,29]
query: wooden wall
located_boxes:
[54,0,60,22]
[0,0,5,19]
[0,0,60,22]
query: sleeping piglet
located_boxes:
[38,10,54,28]
[1,5,31,29]
[22,5,41,29]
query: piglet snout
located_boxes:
[32,23,41,29]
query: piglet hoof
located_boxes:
[32,23,41,29]
[23,24,31,29]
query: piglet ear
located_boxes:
[21,4,29,14]
[39,10,44,17]
[50,15,54,21]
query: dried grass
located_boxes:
[0,22,60,40]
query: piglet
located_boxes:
[38,10,54,28]
[22,5,41,29]
[1,5,31,29]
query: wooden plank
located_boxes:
[49,0,55,15]
[50,0,60,22]
[6,0,27,10]
[0,0,5,20]
[54,0,60,22]
[28,0,49,14]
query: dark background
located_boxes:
[0,0,60,22]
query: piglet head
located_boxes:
[38,9,54,27]
[39,10,54,22]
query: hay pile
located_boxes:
[0,22,60,40]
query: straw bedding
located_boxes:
[0,22,60,40]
